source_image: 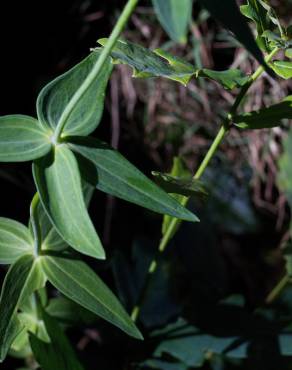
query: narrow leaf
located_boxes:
[198,0,266,67]
[0,218,33,264]
[33,145,105,259]
[152,172,208,199]
[97,39,196,86]
[152,0,192,43]
[0,115,51,162]
[29,183,94,252]
[198,68,249,90]
[0,255,45,361]
[30,311,84,370]
[40,254,143,339]
[271,60,292,79]
[37,50,113,137]
[68,137,199,222]
[233,96,292,129]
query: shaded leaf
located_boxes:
[152,0,192,43]
[198,68,249,90]
[0,115,51,162]
[30,311,84,370]
[160,157,191,237]
[278,128,292,212]
[40,254,143,339]
[33,145,105,259]
[68,137,199,222]
[151,172,208,199]
[0,218,33,264]
[97,39,196,86]
[37,50,112,137]
[198,0,266,67]
[271,60,292,79]
[46,296,96,325]
[233,95,292,129]
[0,255,45,361]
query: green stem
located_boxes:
[131,47,279,323]
[266,274,290,304]
[30,193,42,257]
[53,0,139,142]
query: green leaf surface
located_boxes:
[33,145,105,259]
[0,115,51,162]
[152,0,192,43]
[271,60,292,79]
[278,128,292,211]
[141,359,188,370]
[198,0,266,67]
[285,48,292,59]
[40,254,143,339]
[233,95,292,129]
[240,0,272,51]
[0,218,33,264]
[37,50,112,137]
[68,137,198,222]
[198,68,249,90]
[29,183,94,252]
[0,255,45,362]
[152,172,208,199]
[30,311,84,370]
[160,157,191,237]
[97,39,196,86]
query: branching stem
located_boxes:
[53,0,139,142]
[131,47,279,323]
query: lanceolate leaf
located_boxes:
[0,115,51,162]
[37,50,113,137]
[152,0,192,43]
[98,39,196,86]
[30,311,84,370]
[68,137,199,222]
[0,218,33,264]
[29,183,94,252]
[0,254,45,362]
[197,68,249,90]
[40,254,143,339]
[271,60,292,79]
[233,96,292,129]
[33,145,105,259]
[152,172,208,199]
[198,0,266,67]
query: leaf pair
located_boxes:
[98,39,249,90]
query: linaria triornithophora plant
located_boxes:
[1,0,292,368]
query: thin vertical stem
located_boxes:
[53,0,139,141]
[131,47,279,323]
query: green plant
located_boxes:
[0,0,292,369]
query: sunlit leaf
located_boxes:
[197,68,249,90]
[37,50,113,137]
[68,137,199,222]
[271,60,292,79]
[33,145,105,259]
[152,0,192,43]
[40,254,143,339]
[0,115,51,162]
[233,95,292,129]
[97,39,196,86]
[0,218,33,264]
